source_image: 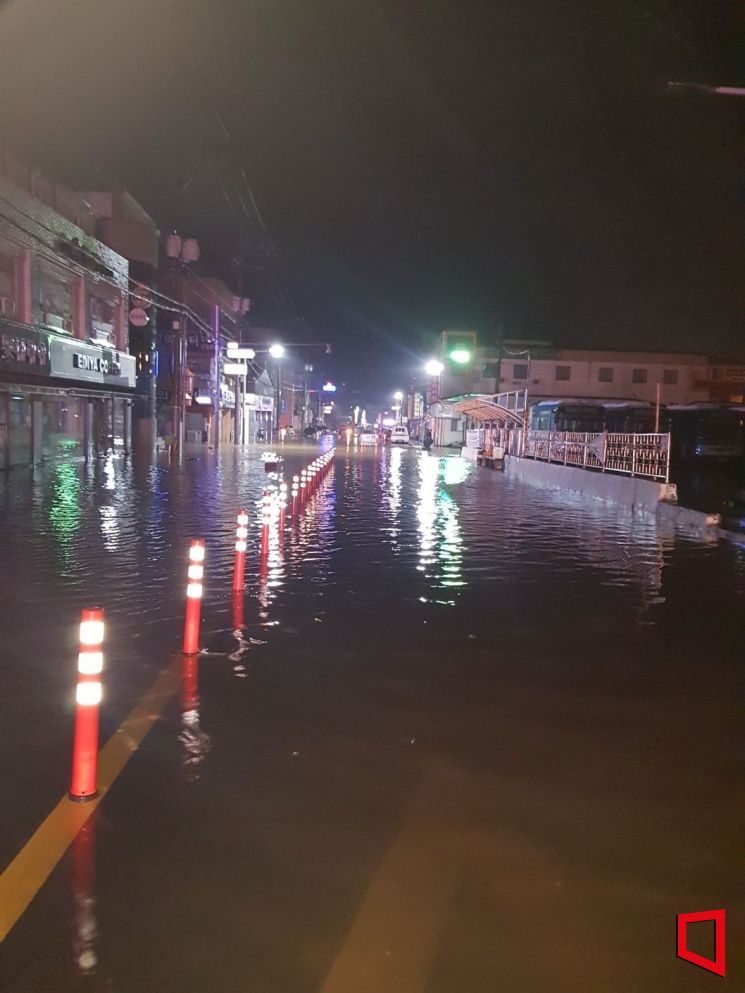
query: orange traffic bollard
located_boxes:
[183,539,205,655]
[69,608,105,802]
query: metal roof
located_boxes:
[449,395,525,425]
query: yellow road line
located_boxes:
[0,657,181,943]
[320,763,464,993]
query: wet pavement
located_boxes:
[1,441,744,991]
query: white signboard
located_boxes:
[466,428,484,450]
[49,338,136,388]
[224,362,248,376]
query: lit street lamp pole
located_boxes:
[393,391,404,425]
[269,343,285,438]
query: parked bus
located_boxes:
[601,402,655,434]
[664,405,744,462]
[529,400,605,433]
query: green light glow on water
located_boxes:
[49,463,81,563]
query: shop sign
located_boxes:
[0,324,50,374]
[50,337,136,388]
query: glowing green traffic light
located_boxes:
[449,348,471,364]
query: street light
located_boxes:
[449,348,471,364]
[269,343,285,359]
[425,359,444,377]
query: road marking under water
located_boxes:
[0,657,181,943]
[320,763,463,993]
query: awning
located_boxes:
[450,395,525,426]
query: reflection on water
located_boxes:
[99,505,119,553]
[180,654,211,782]
[49,462,82,568]
[70,821,98,977]
[416,454,464,593]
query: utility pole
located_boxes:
[212,304,220,448]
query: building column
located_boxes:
[15,249,32,323]
[0,393,8,471]
[73,276,87,340]
[103,397,113,452]
[83,399,94,459]
[123,399,132,454]
[31,396,43,465]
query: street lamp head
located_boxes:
[269,343,285,359]
[425,359,444,377]
[393,390,404,401]
[449,348,471,365]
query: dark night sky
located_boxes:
[0,0,742,397]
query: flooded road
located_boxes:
[1,443,744,991]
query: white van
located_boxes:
[390,425,410,445]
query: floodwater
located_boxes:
[1,442,744,991]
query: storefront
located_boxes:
[243,391,274,443]
[0,322,136,469]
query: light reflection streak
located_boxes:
[70,821,98,976]
[49,462,82,567]
[102,453,116,491]
[180,654,211,781]
[99,505,119,552]
[416,454,465,591]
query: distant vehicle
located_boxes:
[359,431,378,445]
[390,425,410,445]
[530,400,605,433]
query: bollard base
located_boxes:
[68,790,100,803]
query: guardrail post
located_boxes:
[631,434,637,477]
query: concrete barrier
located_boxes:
[504,456,678,513]
[502,456,724,535]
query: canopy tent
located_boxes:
[449,395,525,426]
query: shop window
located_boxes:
[89,290,116,345]
[8,395,31,467]
[0,252,16,317]
[36,261,73,334]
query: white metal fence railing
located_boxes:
[515,430,670,482]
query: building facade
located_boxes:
[155,266,243,449]
[497,347,713,405]
[0,151,135,470]
[80,191,160,448]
